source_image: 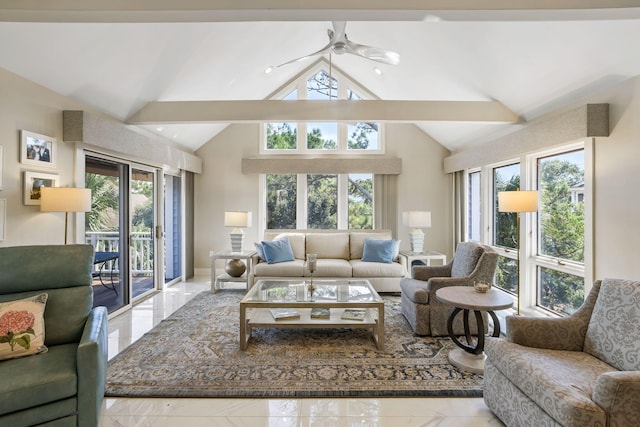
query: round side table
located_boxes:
[435,286,513,374]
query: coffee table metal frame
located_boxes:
[239,279,385,351]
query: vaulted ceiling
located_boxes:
[2,1,640,153]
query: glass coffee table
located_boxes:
[239,279,385,351]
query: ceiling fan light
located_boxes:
[333,42,347,55]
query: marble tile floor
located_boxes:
[101,277,505,427]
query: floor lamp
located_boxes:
[497,190,538,314]
[40,187,92,244]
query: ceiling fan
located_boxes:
[277,21,400,68]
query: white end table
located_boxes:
[400,250,447,278]
[210,250,256,293]
[435,286,513,374]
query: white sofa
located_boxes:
[249,229,408,292]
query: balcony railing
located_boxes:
[85,231,153,275]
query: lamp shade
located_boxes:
[498,191,538,213]
[40,187,91,212]
[224,211,252,228]
[402,211,432,228]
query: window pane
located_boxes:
[307,174,337,229]
[348,173,373,229]
[495,256,518,295]
[348,122,379,150]
[267,90,298,150]
[267,122,297,150]
[493,163,520,249]
[538,267,584,315]
[307,70,337,99]
[307,122,338,150]
[539,150,585,263]
[468,171,481,241]
[266,174,296,229]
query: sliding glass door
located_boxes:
[85,155,160,313]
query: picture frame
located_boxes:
[0,199,5,241]
[24,171,59,206]
[20,130,57,169]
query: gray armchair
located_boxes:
[399,241,498,336]
[0,245,108,427]
[484,278,640,427]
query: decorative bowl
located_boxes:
[474,282,490,293]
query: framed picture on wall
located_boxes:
[20,130,57,169]
[0,145,3,190]
[24,171,58,206]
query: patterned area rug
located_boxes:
[106,291,483,398]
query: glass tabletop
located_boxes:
[244,279,382,304]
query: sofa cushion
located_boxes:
[485,337,613,427]
[254,242,266,261]
[0,293,48,361]
[306,233,349,259]
[349,231,392,260]
[351,260,405,278]
[254,260,305,277]
[261,239,295,264]
[305,259,352,277]
[451,242,484,278]
[584,278,640,371]
[361,238,395,263]
[272,233,306,260]
[0,343,78,416]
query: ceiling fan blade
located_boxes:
[276,42,333,68]
[346,40,400,65]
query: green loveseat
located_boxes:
[0,244,108,427]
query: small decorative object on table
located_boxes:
[306,253,317,298]
[474,281,490,293]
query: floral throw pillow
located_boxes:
[0,293,48,360]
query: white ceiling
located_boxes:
[2,2,640,153]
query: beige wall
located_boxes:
[0,68,85,246]
[194,122,453,271]
[588,76,640,280]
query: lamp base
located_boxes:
[229,228,244,252]
[409,228,425,254]
[225,259,246,277]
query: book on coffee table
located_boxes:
[310,307,330,319]
[269,308,300,320]
[341,308,367,321]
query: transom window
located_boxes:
[262,63,383,154]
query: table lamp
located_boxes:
[402,211,431,254]
[224,211,252,252]
[498,190,538,314]
[40,187,92,244]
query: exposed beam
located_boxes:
[2,1,640,22]
[128,100,520,124]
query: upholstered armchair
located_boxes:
[0,245,108,427]
[399,241,498,336]
[484,278,640,427]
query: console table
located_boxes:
[436,286,513,374]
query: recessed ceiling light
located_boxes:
[156,126,164,132]
[373,67,383,76]
[264,66,273,74]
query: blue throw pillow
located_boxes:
[261,239,295,264]
[361,238,396,263]
[254,242,266,261]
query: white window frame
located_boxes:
[466,140,592,317]
[259,61,385,155]
[258,172,374,231]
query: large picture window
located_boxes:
[265,173,373,230]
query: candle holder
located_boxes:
[306,253,317,299]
